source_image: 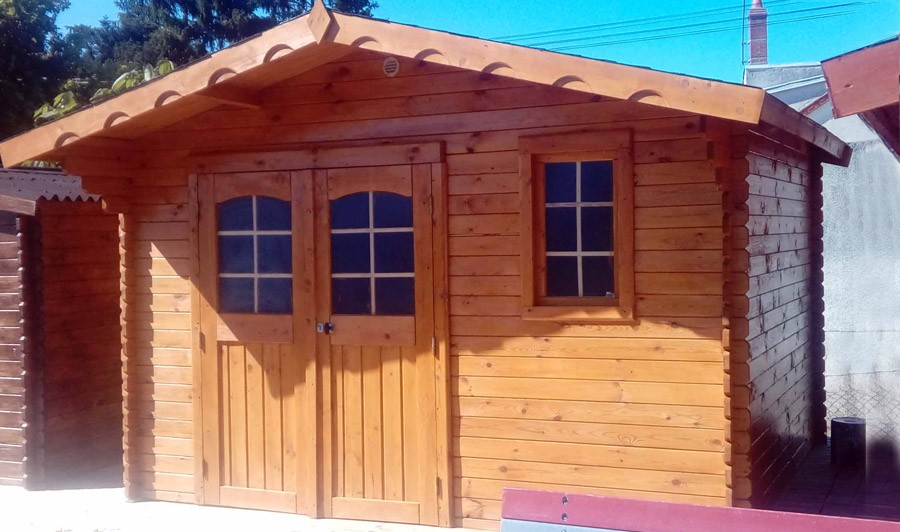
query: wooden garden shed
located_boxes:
[0,2,851,528]
[0,169,122,489]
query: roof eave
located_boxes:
[0,2,846,167]
[759,93,851,166]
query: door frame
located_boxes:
[188,142,451,525]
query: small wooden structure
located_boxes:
[0,2,851,528]
[0,169,122,488]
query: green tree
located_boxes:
[62,0,377,83]
[0,0,69,143]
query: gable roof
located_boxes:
[0,1,850,167]
[0,168,97,215]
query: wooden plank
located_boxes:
[330,315,415,346]
[331,497,420,525]
[454,397,724,429]
[455,377,721,407]
[262,344,283,491]
[218,486,298,513]
[343,345,365,499]
[228,345,248,488]
[362,345,383,499]
[400,345,420,504]
[381,346,404,501]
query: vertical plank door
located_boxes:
[197,171,310,513]
[313,164,440,525]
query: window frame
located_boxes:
[519,129,635,323]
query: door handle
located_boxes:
[316,322,335,334]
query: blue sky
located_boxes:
[57,0,899,83]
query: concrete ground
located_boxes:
[0,487,476,532]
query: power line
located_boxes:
[493,0,800,42]
[551,10,859,51]
[524,2,869,49]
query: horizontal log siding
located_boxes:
[125,175,194,503]
[734,130,823,506]
[83,52,730,523]
[36,200,123,486]
[0,211,24,486]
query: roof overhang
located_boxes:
[0,1,851,167]
[823,37,899,158]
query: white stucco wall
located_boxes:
[822,117,900,446]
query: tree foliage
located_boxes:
[0,0,69,141]
[58,0,377,100]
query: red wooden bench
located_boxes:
[501,489,900,532]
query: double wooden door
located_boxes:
[196,164,439,524]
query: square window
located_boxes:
[257,235,292,274]
[258,278,292,313]
[581,161,614,202]
[257,196,291,230]
[373,193,413,228]
[583,256,615,296]
[219,235,254,274]
[520,131,635,320]
[545,207,577,252]
[374,232,414,273]
[581,207,614,252]
[375,277,415,315]
[331,193,370,229]
[545,162,577,203]
[332,278,371,315]
[332,233,371,274]
[219,277,254,313]
[546,256,579,297]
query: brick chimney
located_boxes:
[748,0,768,64]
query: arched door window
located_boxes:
[217,195,292,313]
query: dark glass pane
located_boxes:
[331,233,371,274]
[545,162,577,203]
[332,278,371,315]
[581,207,614,252]
[581,161,614,202]
[218,197,253,231]
[583,256,615,297]
[545,207,577,252]
[373,193,413,228]
[331,193,370,229]
[546,256,579,297]
[257,235,292,273]
[258,278,292,313]
[375,277,415,315]
[219,277,254,313]
[256,196,291,230]
[374,232,414,273]
[219,235,254,273]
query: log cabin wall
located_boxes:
[73,53,733,525]
[0,211,25,486]
[33,199,123,487]
[728,127,827,507]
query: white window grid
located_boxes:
[331,192,414,315]
[545,161,614,297]
[218,196,292,313]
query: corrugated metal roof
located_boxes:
[0,168,98,215]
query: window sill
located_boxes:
[522,305,636,324]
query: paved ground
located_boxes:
[0,487,475,532]
[771,441,900,521]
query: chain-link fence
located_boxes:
[825,373,899,442]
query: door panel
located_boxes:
[315,164,439,525]
[198,172,304,514]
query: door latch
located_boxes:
[316,322,335,334]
